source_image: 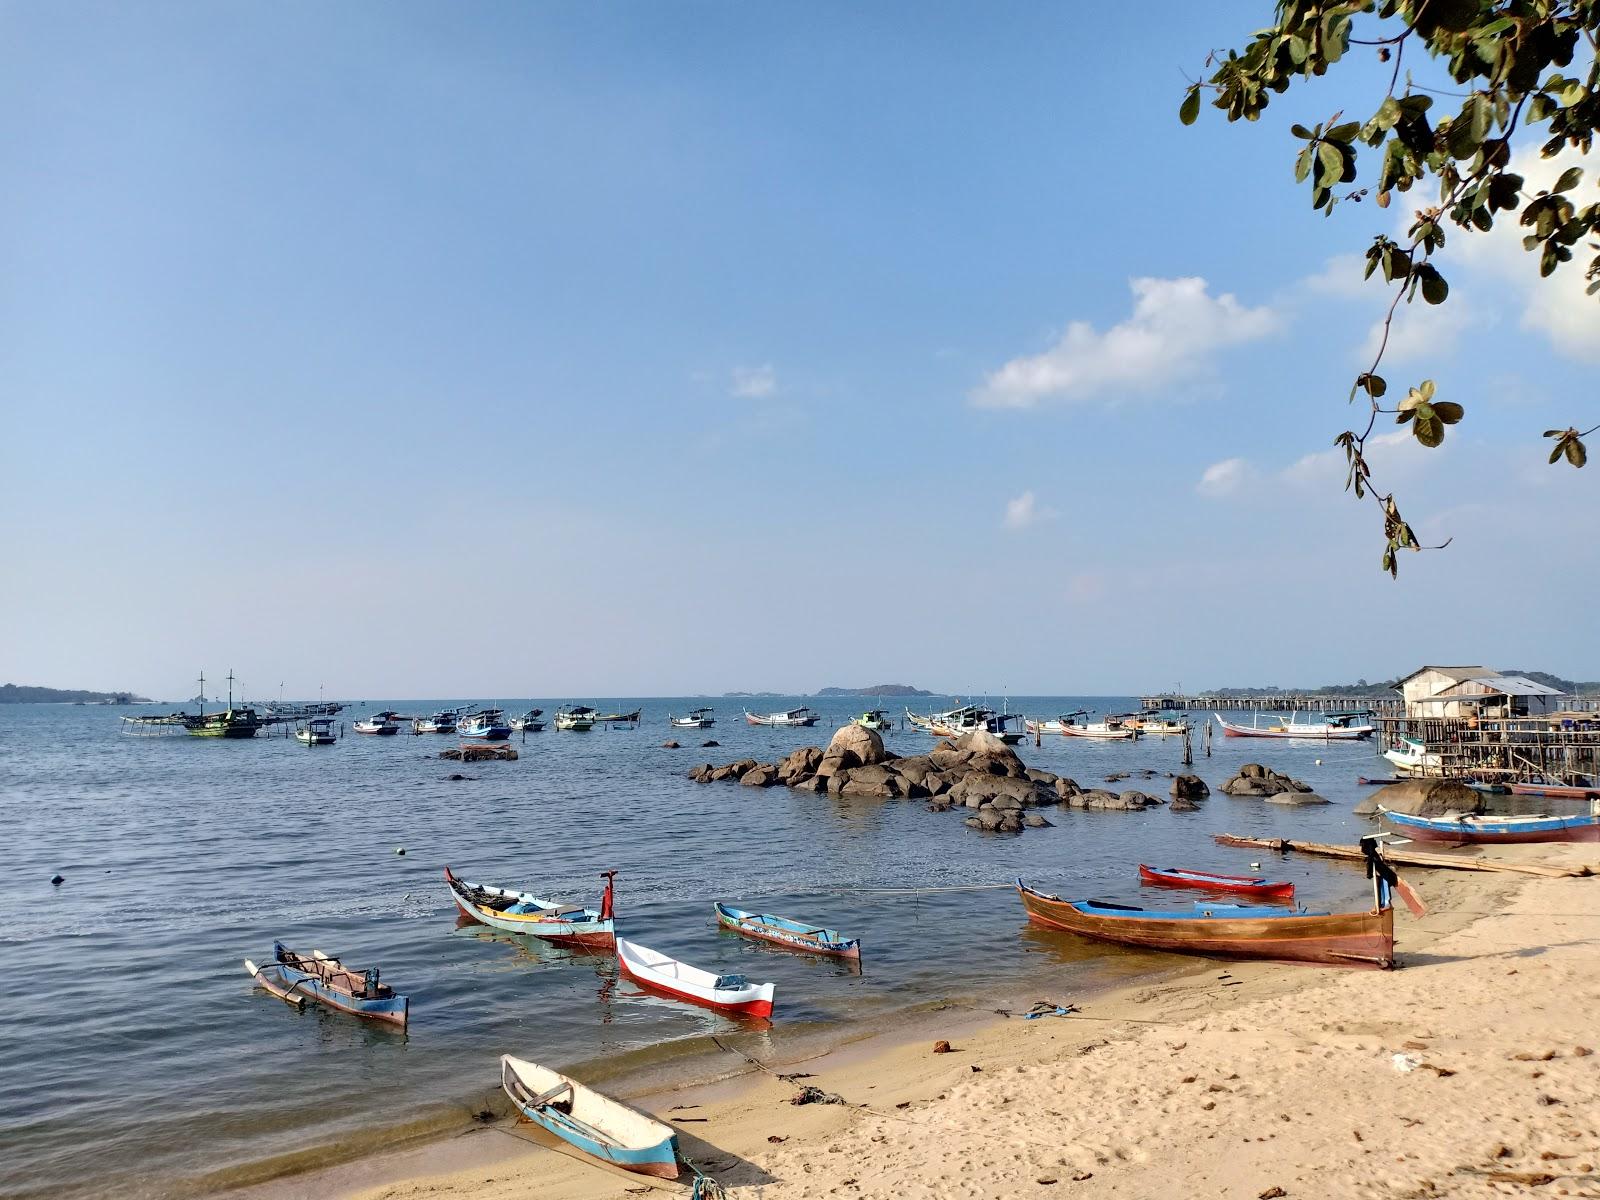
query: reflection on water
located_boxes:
[0,697,1389,1199]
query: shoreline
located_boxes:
[218,851,1581,1200]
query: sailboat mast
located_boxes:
[198,670,206,717]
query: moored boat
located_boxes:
[1383,735,1443,776]
[1124,714,1190,736]
[501,1056,678,1179]
[244,942,409,1026]
[714,902,861,959]
[510,709,545,732]
[1044,711,1138,740]
[615,937,775,1017]
[1017,838,1408,968]
[670,707,716,729]
[1138,864,1295,900]
[294,717,337,745]
[459,709,513,739]
[556,705,597,731]
[444,867,617,946]
[412,710,460,735]
[594,708,642,725]
[1379,804,1600,844]
[354,711,404,735]
[1508,779,1600,800]
[1214,711,1375,740]
[853,709,892,732]
[744,707,819,727]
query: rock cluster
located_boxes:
[689,726,1180,834]
[1353,778,1482,817]
[1219,763,1328,805]
[1170,774,1210,812]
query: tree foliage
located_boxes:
[1183,0,1599,576]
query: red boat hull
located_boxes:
[1509,783,1600,800]
[616,958,774,1018]
[1138,864,1295,900]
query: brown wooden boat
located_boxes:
[1017,837,1407,969]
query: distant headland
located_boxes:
[1,683,153,704]
[814,684,935,698]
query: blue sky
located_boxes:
[3,3,1596,699]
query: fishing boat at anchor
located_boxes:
[353,711,404,735]
[669,707,716,728]
[1017,837,1414,968]
[501,1056,679,1180]
[852,709,892,732]
[1383,735,1443,776]
[714,902,861,959]
[413,709,460,734]
[244,942,409,1027]
[555,705,597,731]
[1214,711,1375,740]
[1379,803,1600,844]
[1138,864,1295,900]
[744,707,819,727]
[593,708,642,725]
[294,717,337,746]
[1508,779,1600,800]
[615,937,775,1017]
[444,867,616,946]
[1027,710,1138,739]
[510,709,545,732]
[459,709,513,739]
[1123,714,1190,736]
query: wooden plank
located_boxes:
[1213,834,1592,878]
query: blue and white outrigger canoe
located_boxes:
[714,902,862,959]
[501,1055,678,1179]
[244,942,410,1028]
[445,867,617,947]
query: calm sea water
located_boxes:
[0,697,1392,1199]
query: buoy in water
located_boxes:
[50,874,64,887]
[1315,758,1323,766]
[395,847,406,856]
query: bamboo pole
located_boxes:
[1213,834,1593,878]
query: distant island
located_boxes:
[1,683,152,704]
[815,684,935,697]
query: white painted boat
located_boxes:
[1383,736,1444,776]
[295,718,337,745]
[1214,712,1375,740]
[500,1056,678,1178]
[670,707,716,728]
[743,707,819,727]
[1126,715,1190,736]
[556,705,597,731]
[615,937,775,1018]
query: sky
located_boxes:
[2,2,1596,701]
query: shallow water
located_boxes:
[0,697,1394,1198]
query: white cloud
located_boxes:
[1195,457,1252,498]
[1280,429,1423,489]
[1359,296,1477,364]
[730,364,777,399]
[972,277,1281,409]
[1302,252,1376,301]
[1002,490,1056,529]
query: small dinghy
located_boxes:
[1138,864,1295,900]
[501,1055,678,1179]
[714,902,861,959]
[244,942,409,1027]
[615,937,775,1018]
[444,867,616,947]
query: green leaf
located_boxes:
[1413,412,1444,447]
[1295,146,1313,182]
[1327,121,1360,144]
[1418,379,1436,401]
[1317,140,1343,184]
[1433,402,1464,424]
[1554,166,1583,193]
[1566,438,1588,468]
[1179,88,1201,126]
[1291,123,1313,140]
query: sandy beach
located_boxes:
[240,843,1600,1200]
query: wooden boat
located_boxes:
[556,705,597,731]
[501,1056,678,1179]
[1380,804,1600,844]
[744,707,819,727]
[354,711,404,735]
[1017,838,1407,968]
[295,717,337,745]
[1214,711,1375,740]
[1383,735,1442,776]
[1509,780,1600,800]
[853,709,892,732]
[1125,714,1189,736]
[459,709,513,740]
[670,707,716,728]
[244,942,409,1026]
[510,709,545,732]
[1044,711,1138,740]
[594,708,642,725]
[907,703,981,732]
[1138,864,1295,900]
[714,902,861,959]
[444,867,616,946]
[615,937,775,1017]
[412,710,459,734]
[929,710,1025,744]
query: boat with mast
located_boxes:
[120,671,266,739]
[669,707,716,729]
[511,709,545,732]
[412,709,461,735]
[556,705,598,731]
[1026,710,1138,739]
[459,709,513,740]
[353,711,405,735]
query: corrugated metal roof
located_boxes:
[1433,674,1566,699]
[1394,665,1494,688]
[1487,675,1566,697]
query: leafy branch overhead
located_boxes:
[1181,0,1599,576]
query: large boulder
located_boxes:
[817,723,890,777]
[740,764,778,787]
[1220,765,1311,797]
[1054,777,1082,801]
[777,745,823,784]
[1264,790,1330,805]
[1353,778,1483,817]
[1170,795,1201,812]
[894,756,936,786]
[688,763,715,783]
[711,759,759,782]
[1172,774,1210,802]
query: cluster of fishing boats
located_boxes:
[344,705,645,739]
[1025,710,1188,739]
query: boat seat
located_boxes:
[526,1082,573,1109]
[713,973,749,990]
[547,904,587,918]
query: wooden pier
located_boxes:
[1377,714,1600,782]
[1141,693,1403,715]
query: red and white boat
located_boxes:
[1213,712,1374,740]
[615,937,775,1018]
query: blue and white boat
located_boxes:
[714,902,862,959]
[459,709,513,740]
[244,942,409,1028]
[501,1055,678,1179]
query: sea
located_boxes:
[1,696,1397,1199]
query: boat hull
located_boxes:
[1381,810,1600,844]
[502,1057,678,1180]
[714,903,861,959]
[1216,715,1373,740]
[1138,864,1295,900]
[615,937,775,1018]
[246,960,409,1026]
[1017,885,1392,968]
[1509,782,1600,800]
